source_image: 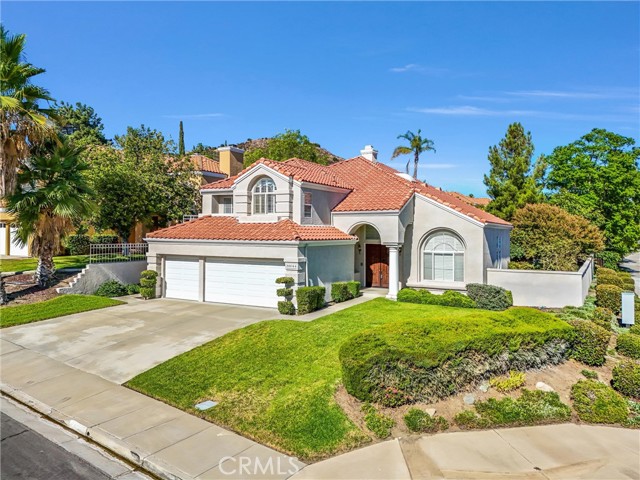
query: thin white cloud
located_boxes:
[408,106,635,122]
[505,89,638,100]
[389,64,449,76]
[162,113,224,119]
[457,95,511,103]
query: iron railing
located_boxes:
[183,215,199,223]
[89,242,148,264]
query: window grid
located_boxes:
[423,232,465,282]
[304,192,312,218]
[253,178,276,214]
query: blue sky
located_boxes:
[4,1,639,195]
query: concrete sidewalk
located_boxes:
[0,339,304,480]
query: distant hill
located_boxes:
[235,137,344,164]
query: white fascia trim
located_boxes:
[331,209,401,216]
[414,193,484,228]
[235,163,291,185]
[295,181,351,194]
[483,222,513,230]
[300,240,358,247]
[200,188,234,194]
[145,238,300,247]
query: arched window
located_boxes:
[253,178,276,214]
[423,231,465,282]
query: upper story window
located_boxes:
[423,231,465,282]
[222,197,233,214]
[253,178,276,214]
[304,192,312,218]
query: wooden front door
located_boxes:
[366,244,389,288]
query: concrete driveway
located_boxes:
[1,298,277,383]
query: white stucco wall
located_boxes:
[58,261,147,295]
[483,225,511,272]
[300,186,348,225]
[487,257,594,308]
[305,243,355,301]
[233,166,292,220]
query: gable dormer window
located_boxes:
[304,192,312,218]
[253,178,276,214]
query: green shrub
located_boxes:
[361,404,394,438]
[66,234,90,255]
[139,270,158,299]
[275,276,295,285]
[455,390,571,429]
[596,284,622,315]
[397,288,476,308]
[571,380,628,424]
[397,288,422,304]
[567,319,611,366]
[629,324,640,336]
[346,281,361,298]
[581,369,599,380]
[508,261,535,270]
[126,284,140,295]
[331,282,352,303]
[611,361,640,398]
[596,267,617,276]
[596,251,622,271]
[597,274,623,288]
[622,279,636,292]
[277,300,296,315]
[440,290,477,308]
[339,308,573,406]
[276,288,293,298]
[141,270,158,280]
[489,371,526,393]
[617,333,640,359]
[403,408,448,433]
[618,271,632,279]
[466,283,513,311]
[95,280,128,297]
[296,286,325,315]
[591,307,613,331]
[91,234,119,244]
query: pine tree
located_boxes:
[178,121,185,156]
[483,122,544,221]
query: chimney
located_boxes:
[360,145,378,162]
[217,146,245,177]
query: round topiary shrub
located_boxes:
[570,379,628,424]
[597,274,623,288]
[591,307,613,331]
[611,361,640,398]
[277,301,295,315]
[595,284,622,315]
[140,270,158,299]
[616,333,640,360]
[567,319,611,366]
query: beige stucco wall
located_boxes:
[331,211,408,245]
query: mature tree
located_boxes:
[56,101,108,147]
[114,125,174,161]
[391,129,436,179]
[189,142,219,159]
[0,26,57,303]
[244,129,331,166]
[510,204,605,271]
[8,140,94,286]
[484,122,544,220]
[178,120,185,156]
[544,128,640,256]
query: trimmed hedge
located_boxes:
[296,286,325,315]
[591,307,613,331]
[347,281,361,299]
[567,319,611,366]
[597,274,623,288]
[617,333,640,359]
[466,283,513,311]
[277,301,296,315]
[571,380,628,424]
[275,276,295,286]
[404,408,448,433]
[95,280,128,297]
[397,288,476,309]
[140,270,158,299]
[66,234,90,255]
[339,308,573,406]
[612,361,640,398]
[596,284,622,315]
[629,324,640,336]
[331,282,351,303]
[596,267,617,276]
[276,288,293,298]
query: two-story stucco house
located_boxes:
[145,145,512,308]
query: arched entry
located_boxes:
[349,224,389,288]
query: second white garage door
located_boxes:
[205,258,286,308]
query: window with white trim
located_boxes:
[423,231,465,282]
[222,197,233,214]
[252,178,276,214]
[303,192,312,218]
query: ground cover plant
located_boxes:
[403,408,448,433]
[571,380,628,424]
[611,361,640,398]
[361,403,394,438]
[0,294,123,328]
[127,298,570,460]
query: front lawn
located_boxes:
[0,294,124,328]
[0,255,89,273]
[127,298,568,461]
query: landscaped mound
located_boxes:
[339,307,573,406]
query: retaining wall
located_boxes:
[57,261,147,295]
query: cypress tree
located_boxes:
[178,120,185,156]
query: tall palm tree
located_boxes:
[8,140,94,287]
[391,129,436,180]
[1,25,57,302]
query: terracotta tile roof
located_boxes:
[448,191,491,207]
[146,216,357,242]
[190,154,225,175]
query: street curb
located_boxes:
[0,383,186,480]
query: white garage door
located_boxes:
[205,258,286,308]
[164,257,200,301]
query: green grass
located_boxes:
[0,255,89,273]
[127,298,568,461]
[0,295,124,328]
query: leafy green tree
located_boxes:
[178,120,185,156]
[56,101,108,147]
[244,129,331,166]
[189,142,219,158]
[391,129,436,179]
[544,129,640,256]
[114,125,174,161]
[8,140,94,286]
[0,26,57,303]
[484,122,544,220]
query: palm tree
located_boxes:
[391,129,436,180]
[8,140,94,287]
[1,26,57,302]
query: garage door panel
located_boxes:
[165,257,200,301]
[205,258,285,308]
